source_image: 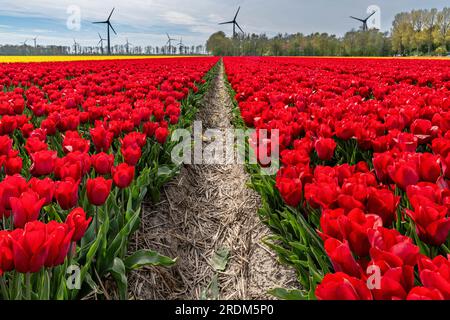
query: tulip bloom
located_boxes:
[405,204,450,246]
[65,207,92,242]
[315,138,336,161]
[28,177,55,206]
[275,167,303,207]
[9,221,49,273]
[418,255,450,300]
[389,163,419,191]
[30,150,57,176]
[155,127,169,144]
[10,191,46,228]
[368,228,420,267]
[90,126,114,152]
[112,163,135,189]
[44,221,74,267]
[121,145,142,166]
[366,187,400,227]
[0,230,13,275]
[55,179,79,210]
[407,287,444,300]
[418,153,441,183]
[324,238,363,278]
[86,177,112,206]
[315,272,373,300]
[91,152,115,175]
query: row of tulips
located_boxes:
[0,57,219,299]
[224,57,450,300]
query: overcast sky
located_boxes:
[0,0,448,48]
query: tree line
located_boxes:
[0,44,207,56]
[207,7,450,57]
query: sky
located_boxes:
[0,0,448,48]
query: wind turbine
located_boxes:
[32,37,38,48]
[350,10,377,32]
[20,39,28,46]
[166,33,176,55]
[125,38,133,54]
[97,33,106,54]
[219,6,244,38]
[93,8,117,55]
[178,37,185,55]
[73,39,80,54]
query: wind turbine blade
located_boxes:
[219,21,234,25]
[109,23,117,35]
[108,8,115,21]
[350,16,364,22]
[236,22,244,34]
[93,21,107,24]
[234,6,241,20]
[98,32,102,39]
[366,11,376,20]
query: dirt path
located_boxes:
[128,61,297,300]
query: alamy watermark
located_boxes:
[66,5,81,31]
[368,5,381,30]
[166,121,280,176]
[66,265,81,290]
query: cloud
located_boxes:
[160,11,197,26]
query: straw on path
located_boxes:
[128,61,297,300]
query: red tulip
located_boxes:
[121,145,142,166]
[371,265,415,300]
[368,228,419,267]
[90,126,114,152]
[30,150,57,176]
[389,163,419,191]
[315,138,336,161]
[4,156,22,175]
[44,221,73,267]
[405,204,450,246]
[86,177,112,206]
[0,230,13,275]
[315,272,373,300]
[55,178,79,210]
[418,255,450,299]
[0,135,13,155]
[28,177,55,206]
[418,153,441,183]
[91,152,115,175]
[112,163,135,189]
[155,127,169,144]
[65,207,92,242]
[10,191,45,228]
[338,209,383,257]
[143,122,159,137]
[407,287,444,300]
[324,238,363,278]
[275,167,303,207]
[366,187,399,227]
[9,221,49,273]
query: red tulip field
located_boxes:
[225,57,450,300]
[0,57,219,299]
[0,56,450,300]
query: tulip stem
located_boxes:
[0,276,9,300]
[95,206,98,234]
[25,273,31,300]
